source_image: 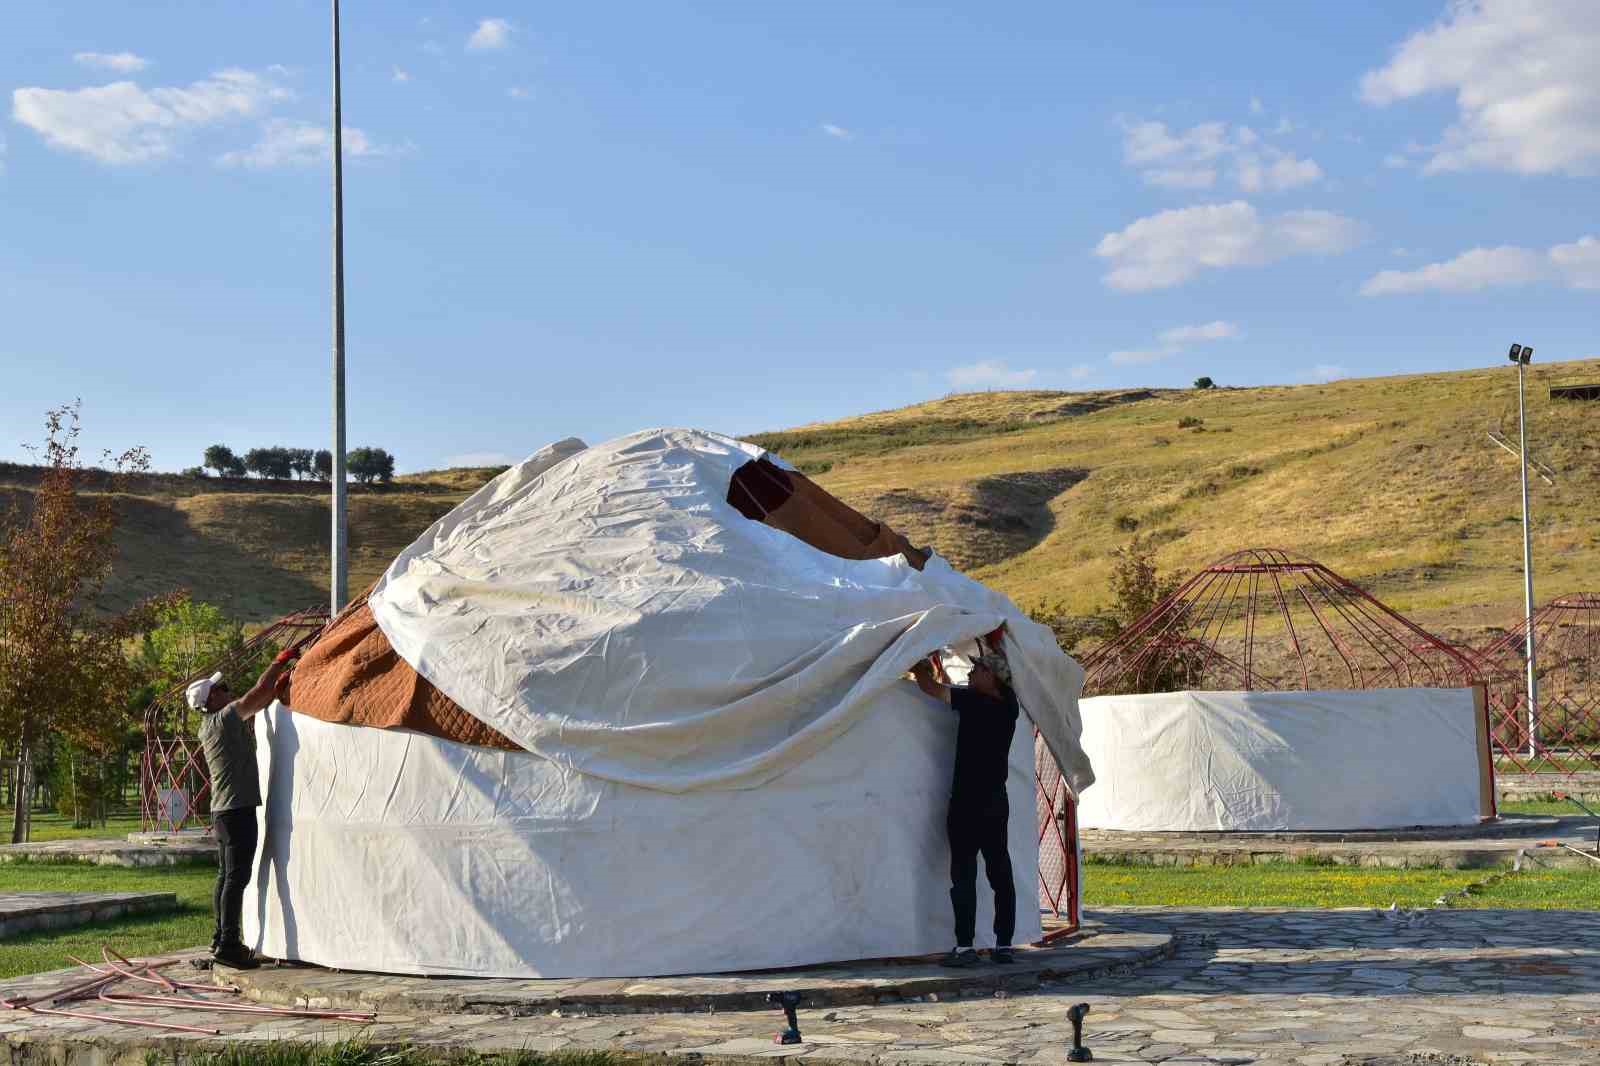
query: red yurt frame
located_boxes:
[1479,593,1600,777]
[139,607,328,832]
[1077,548,1483,696]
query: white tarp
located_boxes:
[244,427,1088,976]
[247,698,1040,978]
[1075,688,1483,831]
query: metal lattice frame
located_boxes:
[1078,548,1482,696]
[139,608,328,832]
[1480,594,1600,776]
[1034,737,1079,931]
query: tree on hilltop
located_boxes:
[203,444,239,478]
[1193,377,1215,390]
[347,447,395,485]
[313,449,332,480]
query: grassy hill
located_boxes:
[5,359,1596,639]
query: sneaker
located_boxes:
[991,947,1016,965]
[212,942,261,970]
[939,947,980,968]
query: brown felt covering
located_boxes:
[288,460,929,748]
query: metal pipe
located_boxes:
[330,0,350,613]
[97,987,375,1021]
[1517,359,1539,757]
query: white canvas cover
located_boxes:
[246,428,1090,976]
[1075,688,1483,831]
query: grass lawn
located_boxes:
[1500,798,1600,818]
[0,809,145,843]
[0,862,214,979]
[1082,859,1600,910]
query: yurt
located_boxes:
[1072,549,1494,833]
[247,429,1093,978]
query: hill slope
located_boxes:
[6,359,1596,637]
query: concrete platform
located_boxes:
[0,891,177,939]
[1081,814,1600,868]
[219,919,1173,1015]
[1500,770,1600,800]
[0,832,214,867]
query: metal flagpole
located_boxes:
[1512,344,1538,757]
[330,0,349,614]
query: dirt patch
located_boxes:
[846,467,1088,570]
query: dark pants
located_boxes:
[213,808,258,949]
[947,790,1015,949]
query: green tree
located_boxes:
[0,403,168,843]
[288,448,315,480]
[347,446,395,485]
[203,444,237,477]
[312,449,333,480]
[1193,376,1215,390]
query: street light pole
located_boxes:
[330,0,349,614]
[1510,343,1538,757]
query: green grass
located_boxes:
[1082,860,1490,908]
[0,809,143,842]
[1458,867,1600,909]
[0,863,214,979]
[1500,798,1599,817]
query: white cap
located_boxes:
[185,671,225,711]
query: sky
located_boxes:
[2,1,1596,473]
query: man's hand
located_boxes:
[910,656,951,705]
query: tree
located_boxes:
[288,448,315,480]
[203,444,238,477]
[347,447,395,485]
[243,447,292,480]
[181,466,208,478]
[0,403,167,843]
[313,449,332,480]
[1193,377,1215,390]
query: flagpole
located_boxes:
[330,0,349,614]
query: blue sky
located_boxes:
[3,1,1596,472]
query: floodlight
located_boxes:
[1522,346,1534,364]
[1508,343,1523,363]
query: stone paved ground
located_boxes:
[0,835,214,867]
[0,891,176,938]
[6,907,1600,1064]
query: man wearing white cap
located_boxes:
[185,646,299,969]
[909,634,1020,968]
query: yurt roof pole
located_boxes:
[330,0,349,613]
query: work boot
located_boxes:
[939,947,980,968]
[212,941,261,970]
[991,946,1016,965]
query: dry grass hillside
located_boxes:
[4,360,1595,641]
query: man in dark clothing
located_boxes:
[185,647,299,969]
[911,645,1020,967]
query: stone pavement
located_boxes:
[1500,773,1600,801]
[0,892,176,939]
[221,922,1170,1014]
[0,833,214,867]
[6,907,1600,1063]
[1081,816,1600,870]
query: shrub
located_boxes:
[1193,376,1215,390]
[1177,416,1204,429]
[1114,514,1140,532]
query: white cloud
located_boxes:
[1095,201,1363,291]
[12,68,288,164]
[1311,364,1348,381]
[1158,320,1240,346]
[1361,237,1600,294]
[73,51,149,73]
[467,17,513,51]
[947,360,1038,388]
[1111,321,1242,366]
[1235,151,1322,193]
[507,86,531,100]
[216,119,405,168]
[392,66,411,83]
[820,123,851,140]
[1120,117,1324,194]
[1361,0,1600,176]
